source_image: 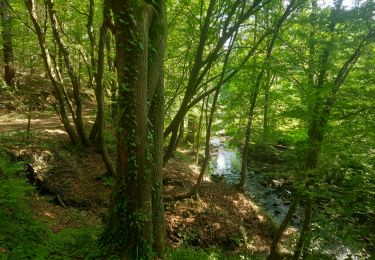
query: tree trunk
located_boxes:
[102,2,152,257]
[105,34,117,120]
[86,0,96,90]
[189,33,235,197]
[163,118,183,164]
[185,114,196,144]
[195,98,205,163]
[191,93,214,196]
[239,59,264,190]
[268,196,300,260]
[46,0,89,146]
[25,0,80,145]
[150,74,166,257]
[101,0,167,258]
[239,0,297,189]
[176,120,185,148]
[263,72,274,145]
[94,2,115,176]
[238,93,257,189]
[163,97,190,163]
[293,198,313,260]
[89,117,99,143]
[0,0,15,90]
[148,0,167,255]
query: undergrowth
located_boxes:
[1,147,266,259]
[0,149,101,259]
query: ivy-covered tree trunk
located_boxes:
[101,0,167,258]
[0,0,15,90]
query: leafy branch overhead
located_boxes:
[0,0,374,259]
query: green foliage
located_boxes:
[0,149,31,202]
[0,149,103,259]
[102,176,115,187]
[0,151,46,258]
[174,150,194,163]
[104,131,117,152]
[33,227,102,260]
[167,247,265,260]
[0,203,47,259]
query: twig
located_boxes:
[56,194,67,208]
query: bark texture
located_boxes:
[1,0,15,90]
[94,1,115,176]
[101,0,167,258]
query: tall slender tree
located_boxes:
[1,0,16,90]
[239,0,302,189]
[163,0,273,164]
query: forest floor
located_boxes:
[0,98,296,258]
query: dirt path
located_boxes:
[0,108,95,140]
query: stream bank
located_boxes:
[209,136,365,260]
[209,137,300,226]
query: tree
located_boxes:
[1,0,16,90]
[238,0,302,189]
[100,0,167,258]
[163,0,273,164]
[268,0,374,257]
[183,32,237,198]
[25,0,81,144]
[93,1,115,176]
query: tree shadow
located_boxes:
[163,158,292,256]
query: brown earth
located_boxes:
[0,107,295,257]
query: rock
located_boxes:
[211,174,225,182]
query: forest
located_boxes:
[0,0,374,259]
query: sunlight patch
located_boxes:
[44,129,67,135]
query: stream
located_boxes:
[209,137,364,260]
[209,137,300,226]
